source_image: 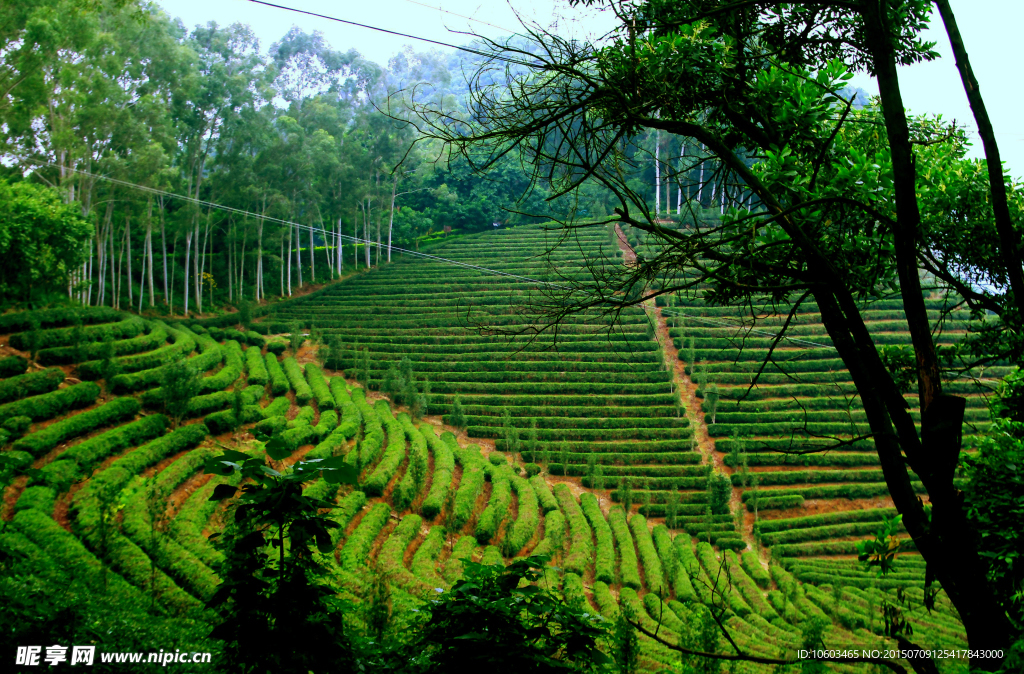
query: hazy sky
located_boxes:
[157,0,1023,179]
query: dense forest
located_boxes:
[0,0,753,313]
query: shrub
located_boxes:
[265,353,289,395]
[3,415,32,436]
[0,367,64,404]
[38,415,168,488]
[0,381,100,425]
[420,425,455,519]
[452,466,486,530]
[652,524,696,601]
[260,396,291,419]
[362,402,406,496]
[488,452,507,466]
[628,513,664,596]
[283,357,312,403]
[529,475,559,513]
[707,471,732,515]
[531,509,565,559]
[277,423,317,453]
[340,502,390,572]
[13,396,140,457]
[578,493,614,584]
[9,316,143,351]
[394,415,428,511]
[523,462,541,477]
[245,347,269,385]
[205,405,263,434]
[741,551,771,589]
[304,362,334,409]
[475,468,511,544]
[0,307,123,334]
[502,476,539,556]
[196,339,244,393]
[244,330,264,347]
[14,485,56,513]
[267,340,287,355]
[608,506,641,589]
[0,355,28,378]
[554,483,593,576]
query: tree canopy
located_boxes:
[415,0,1024,668]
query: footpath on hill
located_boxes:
[613,224,756,550]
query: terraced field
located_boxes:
[261,224,751,548]
[622,222,1002,584]
[0,223,973,672]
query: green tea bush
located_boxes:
[266,340,287,355]
[741,551,771,588]
[394,415,428,511]
[609,506,641,589]
[9,316,143,350]
[340,503,390,572]
[265,353,289,395]
[580,492,615,584]
[554,483,593,576]
[502,476,539,556]
[362,402,406,495]
[204,405,263,434]
[420,425,454,519]
[529,474,559,513]
[0,381,100,425]
[0,306,123,334]
[0,355,28,378]
[531,509,565,559]
[14,396,140,457]
[0,368,63,404]
[628,513,664,596]
[754,508,896,534]
[746,495,804,511]
[653,524,696,601]
[304,362,334,409]
[283,357,312,404]
[245,347,269,386]
[13,485,56,513]
[38,415,168,488]
[475,467,511,544]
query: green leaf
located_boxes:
[264,437,291,461]
[209,483,238,501]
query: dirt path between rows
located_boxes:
[613,224,758,551]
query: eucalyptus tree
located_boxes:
[172,21,266,315]
[416,0,1023,668]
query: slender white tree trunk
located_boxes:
[239,226,248,300]
[146,203,154,306]
[654,129,661,216]
[296,223,303,288]
[697,144,705,206]
[159,198,168,304]
[337,217,343,275]
[184,226,192,316]
[387,174,398,262]
[227,224,234,303]
[309,226,314,283]
[126,215,133,307]
[287,224,293,295]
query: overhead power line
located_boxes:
[397,0,516,34]
[246,0,534,67]
[23,158,838,353]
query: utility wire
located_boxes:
[21,158,845,353]
[396,0,517,34]
[246,0,534,67]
